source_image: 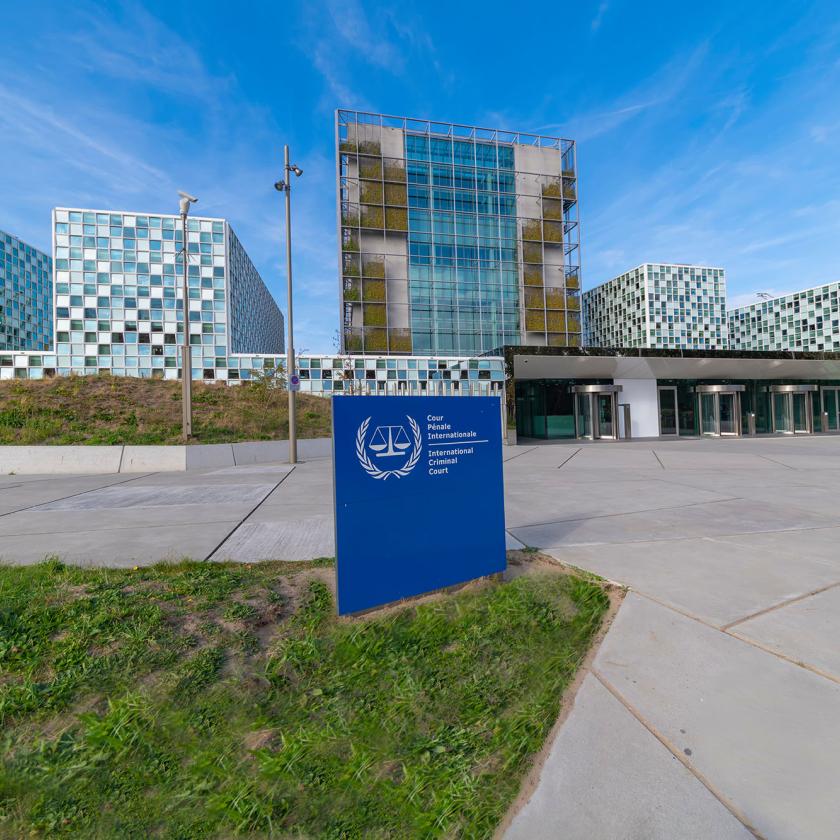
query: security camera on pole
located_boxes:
[274,146,303,464]
[178,190,198,440]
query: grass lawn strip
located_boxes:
[0,554,608,838]
[0,375,331,445]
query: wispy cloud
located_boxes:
[311,41,375,111]
[538,42,710,141]
[299,0,445,112]
[591,2,609,33]
[0,83,169,188]
[324,0,404,71]
[63,7,232,103]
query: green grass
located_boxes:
[0,375,332,445]
[0,557,608,838]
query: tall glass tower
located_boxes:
[336,111,580,355]
[0,229,53,351]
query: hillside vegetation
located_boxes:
[0,375,332,445]
[0,555,609,838]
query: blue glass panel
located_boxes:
[430,138,452,163]
[404,131,520,355]
[453,140,474,165]
[405,134,429,160]
[407,163,429,184]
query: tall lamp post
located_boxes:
[178,190,198,440]
[275,146,303,464]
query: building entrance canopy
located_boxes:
[505,347,840,441]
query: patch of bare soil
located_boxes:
[243,727,278,753]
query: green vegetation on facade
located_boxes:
[0,375,332,445]
[0,557,608,838]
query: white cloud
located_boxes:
[0,83,169,189]
[324,0,404,71]
[64,5,232,103]
[538,42,710,141]
[591,2,609,33]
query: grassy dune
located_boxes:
[0,375,331,445]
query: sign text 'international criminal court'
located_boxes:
[332,396,506,614]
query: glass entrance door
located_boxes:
[597,394,614,439]
[719,393,737,435]
[658,387,678,436]
[576,393,592,439]
[700,393,717,435]
[773,393,791,433]
[822,388,840,431]
[792,393,809,433]
[697,390,742,436]
[772,391,813,434]
[574,390,619,440]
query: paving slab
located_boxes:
[210,517,335,562]
[0,520,239,565]
[0,507,249,537]
[731,583,840,681]
[33,483,275,511]
[504,476,731,530]
[594,593,840,840]
[560,447,662,470]
[510,496,837,548]
[205,464,295,476]
[652,449,784,470]
[0,474,145,515]
[716,526,840,567]
[505,675,752,840]
[543,536,840,627]
[246,463,333,522]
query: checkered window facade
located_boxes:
[0,229,53,351]
[729,283,840,351]
[583,264,727,349]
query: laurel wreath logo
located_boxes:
[356,415,422,480]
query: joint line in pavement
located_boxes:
[202,467,296,561]
[0,472,155,520]
[721,580,840,631]
[630,589,840,687]
[556,447,582,469]
[591,669,766,839]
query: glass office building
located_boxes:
[1,207,506,396]
[583,263,728,349]
[1,349,506,398]
[336,110,580,356]
[728,282,840,351]
[47,208,283,381]
[0,229,53,351]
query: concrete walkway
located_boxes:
[3,435,840,837]
[504,437,840,840]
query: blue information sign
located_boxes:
[332,395,506,615]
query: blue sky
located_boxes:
[2,1,840,351]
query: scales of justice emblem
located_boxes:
[356,415,422,480]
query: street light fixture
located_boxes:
[275,145,303,464]
[178,190,198,440]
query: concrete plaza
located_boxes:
[3,435,840,838]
